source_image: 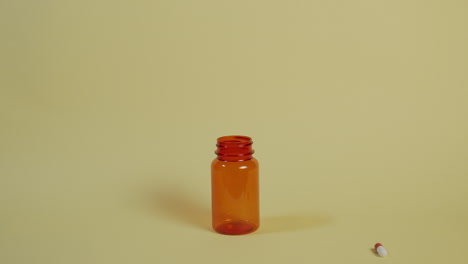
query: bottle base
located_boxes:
[214,220,259,235]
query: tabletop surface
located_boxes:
[1,1,467,263]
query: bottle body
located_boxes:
[211,136,260,235]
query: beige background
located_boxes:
[1,0,468,263]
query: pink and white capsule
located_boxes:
[374,243,388,257]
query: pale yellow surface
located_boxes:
[1,0,468,263]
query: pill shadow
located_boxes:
[370,248,380,257]
[256,214,331,234]
[146,186,211,231]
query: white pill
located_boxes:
[374,243,388,257]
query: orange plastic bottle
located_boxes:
[211,135,259,235]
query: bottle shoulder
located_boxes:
[211,157,259,169]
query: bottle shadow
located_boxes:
[144,182,330,234]
[147,186,212,231]
[147,187,330,234]
[256,214,331,234]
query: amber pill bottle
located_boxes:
[211,135,259,235]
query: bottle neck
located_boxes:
[215,135,254,162]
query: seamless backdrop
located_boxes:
[1,0,467,263]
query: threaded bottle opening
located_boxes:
[215,135,254,161]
